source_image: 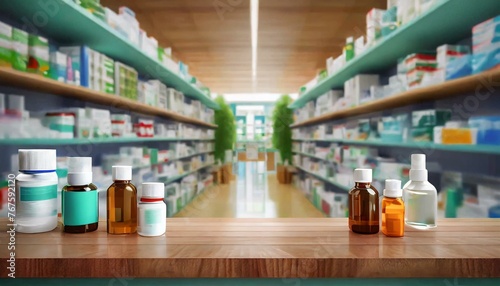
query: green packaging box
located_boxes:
[412,109,451,128]
[12,28,28,71]
[28,34,50,76]
[0,21,12,67]
[411,127,434,142]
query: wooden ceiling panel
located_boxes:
[102,0,386,94]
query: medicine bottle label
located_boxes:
[18,185,57,217]
[144,209,161,225]
[62,191,98,226]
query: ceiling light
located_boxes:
[251,0,259,79]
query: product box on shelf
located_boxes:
[114,61,138,100]
[315,90,343,116]
[472,15,500,73]
[0,21,12,67]
[86,108,112,138]
[12,28,28,71]
[59,46,96,87]
[397,0,416,26]
[104,7,127,38]
[411,109,451,142]
[111,114,133,137]
[43,112,75,139]
[118,6,140,45]
[469,116,500,145]
[382,6,398,37]
[381,114,409,143]
[49,52,67,83]
[27,34,49,77]
[344,74,380,107]
[139,29,158,59]
[78,0,106,21]
[101,55,115,94]
[135,118,154,138]
[366,8,385,46]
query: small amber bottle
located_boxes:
[348,168,379,234]
[382,179,405,237]
[107,166,137,234]
[62,157,98,233]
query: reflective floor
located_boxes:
[176,162,324,218]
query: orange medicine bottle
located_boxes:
[107,166,137,234]
[381,179,405,237]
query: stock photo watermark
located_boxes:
[213,0,243,20]
[6,174,16,279]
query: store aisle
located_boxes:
[175,162,324,218]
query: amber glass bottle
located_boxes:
[348,168,379,234]
[107,166,137,234]
[62,157,98,233]
[381,179,405,237]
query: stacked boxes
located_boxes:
[139,29,158,59]
[102,55,115,94]
[366,8,385,46]
[118,7,140,45]
[49,52,67,83]
[404,53,437,88]
[411,109,451,142]
[115,62,138,100]
[436,44,471,81]
[0,21,12,67]
[344,74,379,107]
[472,15,500,73]
[12,28,28,71]
[27,35,50,76]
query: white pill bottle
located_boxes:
[16,149,58,233]
[138,182,166,237]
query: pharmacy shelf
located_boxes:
[1,0,219,110]
[293,139,500,155]
[160,164,214,185]
[169,150,214,163]
[294,165,350,192]
[291,68,500,127]
[289,0,500,109]
[293,151,331,161]
[0,68,217,128]
[0,136,215,146]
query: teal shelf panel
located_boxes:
[1,0,218,109]
[293,151,329,161]
[0,137,214,146]
[294,139,500,155]
[160,164,213,185]
[289,0,500,109]
[295,165,350,191]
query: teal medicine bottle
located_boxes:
[62,157,99,233]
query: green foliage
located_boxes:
[214,95,236,163]
[272,95,294,164]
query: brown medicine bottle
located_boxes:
[381,179,405,237]
[348,168,379,234]
[107,166,137,234]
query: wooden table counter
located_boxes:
[1,218,499,278]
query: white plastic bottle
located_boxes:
[403,154,437,229]
[15,149,58,233]
[138,182,166,237]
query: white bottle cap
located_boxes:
[67,157,92,186]
[384,179,402,198]
[409,154,428,181]
[18,149,56,172]
[353,168,372,183]
[346,36,354,43]
[141,182,164,199]
[112,166,132,181]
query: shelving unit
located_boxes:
[289,0,500,109]
[295,165,350,192]
[159,164,213,185]
[292,139,500,155]
[0,137,215,146]
[0,68,217,128]
[291,68,500,127]
[0,0,219,109]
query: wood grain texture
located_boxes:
[0,218,499,278]
[100,0,386,93]
[0,67,217,128]
[291,67,500,128]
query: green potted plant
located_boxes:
[214,95,236,184]
[272,95,294,184]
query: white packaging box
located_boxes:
[86,108,111,138]
[366,8,385,46]
[355,36,365,56]
[345,74,380,107]
[326,57,334,76]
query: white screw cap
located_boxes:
[112,166,132,181]
[141,182,164,199]
[18,149,56,171]
[384,179,402,198]
[409,154,428,181]
[68,157,92,186]
[353,168,372,183]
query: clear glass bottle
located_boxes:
[381,179,405,237]
[348,168,379,234]
[107,166,137,234]
[138,182,166,237]
[15,149,58,233]
[62,157,98,233]
[403,154,437,229]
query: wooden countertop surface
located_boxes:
[1,218,499,278]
